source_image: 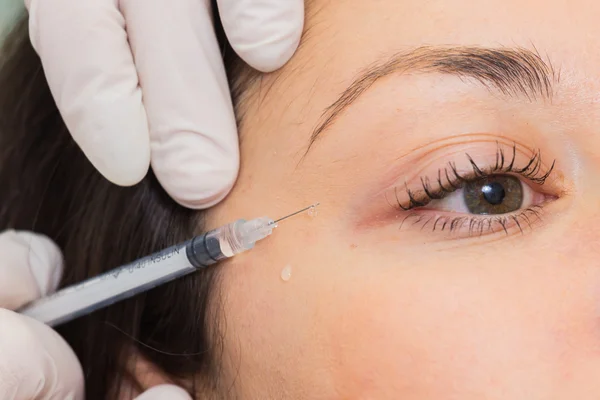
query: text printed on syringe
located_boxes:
[37,244,186,303]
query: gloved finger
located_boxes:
[0,231,63,310]
[120,0,239,208]
[25,0,150,186]
[0,309,84,399]
[218,0,304,72]
[134,384,192,400]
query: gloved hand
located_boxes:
[24,0,304,209]
[0,231,191,399]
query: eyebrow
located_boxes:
[306,46,558,154]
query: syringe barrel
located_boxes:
[20,218,275,326]
[20,242,194,327]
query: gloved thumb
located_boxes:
[134,384,192,400]
[0,231,83,399]
[0,230,63,310]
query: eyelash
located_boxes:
[398,206,545,236]
[394,144,556,236]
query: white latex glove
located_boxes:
[0,231,191,400]
[24,0,304,209]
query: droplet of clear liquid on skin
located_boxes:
[281,265,292,282]
[307,206,318,217]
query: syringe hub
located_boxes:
[188,203,319,268]
[215,217,276,257]
[235,217,277,250]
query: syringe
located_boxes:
[19,203,319,327]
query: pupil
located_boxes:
[463,175,522,215]
[481,182,505,205]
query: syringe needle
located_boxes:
[272,202,320,224]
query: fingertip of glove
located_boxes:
[222,0,305,72]
[19,232,63,296]
[158,165,237,210]
[0,231,64,297]
[103,166,149,187]
[89,150,150,188]
[151,138,239,209]
[135,385,192,400]
[237,27,303,73]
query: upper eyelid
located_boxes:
[394,145,556,210]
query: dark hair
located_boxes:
[0,5,245,399]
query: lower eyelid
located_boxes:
[400,205,547,238]
[399,182,554,238]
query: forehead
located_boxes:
[248,0,600,127]
[303,0,600,58]
[233,0,600,177]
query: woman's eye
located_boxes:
[426,174,541,215]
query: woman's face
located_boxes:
[208,0,600,397]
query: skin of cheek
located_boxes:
[209,197,600,399]
[215,227,334,398]
[203,77,600,400]
[205,85,600,399]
